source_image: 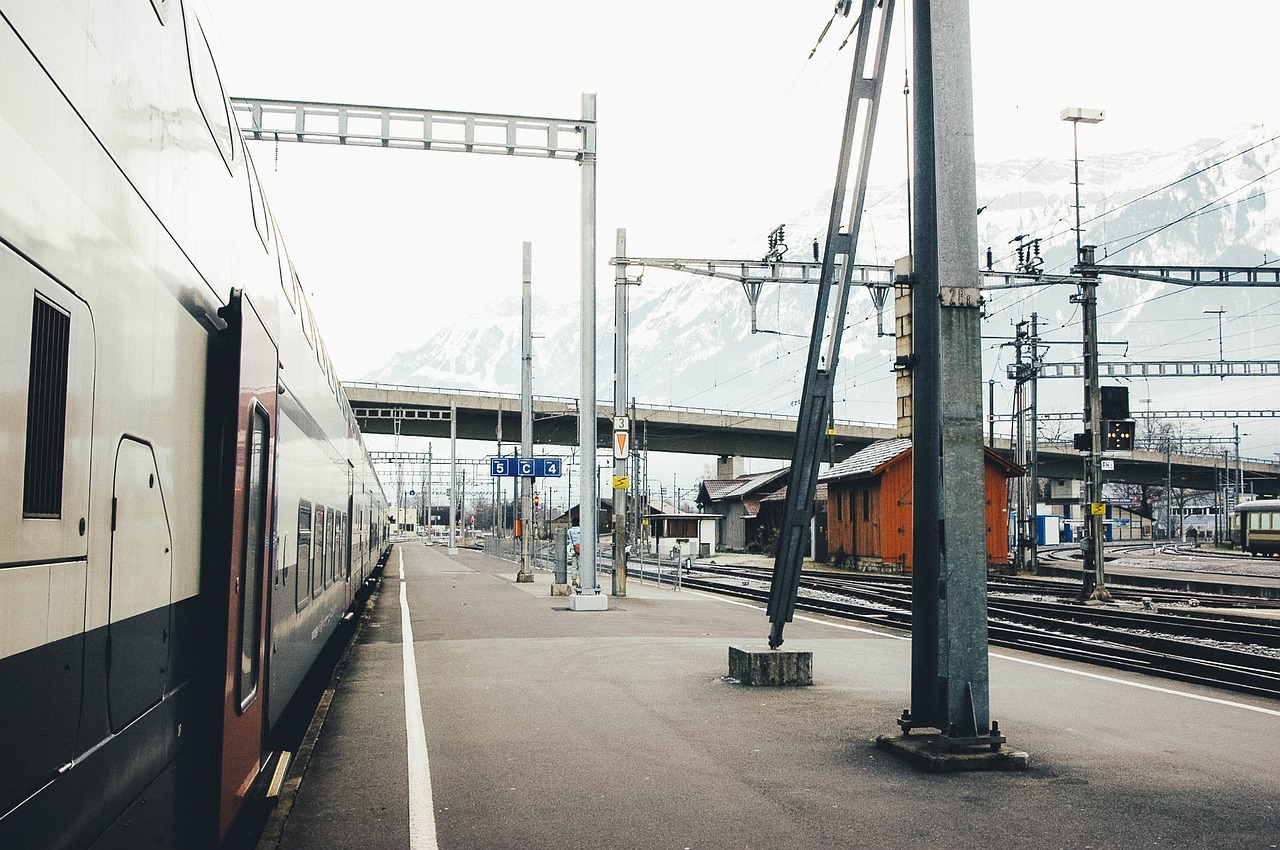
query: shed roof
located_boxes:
[819,438,912,482]
[701,467,790,502]
[819,437,1023,483]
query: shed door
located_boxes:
[216,291,277,841]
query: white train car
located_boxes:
[0,1,389,846]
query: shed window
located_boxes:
[24,295,70,518]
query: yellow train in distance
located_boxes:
[1234,499,1280,556]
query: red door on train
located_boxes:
[214,291,277,841]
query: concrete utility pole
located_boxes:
[902,0,1004,750]
[612,229,630,597]
[518,242,535,582]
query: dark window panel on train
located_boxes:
[238,407,270,711]
[23,294,70,519]
[296,501,312,611]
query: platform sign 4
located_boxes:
[535,458,562,478]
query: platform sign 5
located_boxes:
[490,457,514,477]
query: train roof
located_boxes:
[1233,498,1280,512]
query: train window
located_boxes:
[296,501,312,610]
[342,512,351,580]
[275,232,296,312]
[23,294,71,519]
[313,507,326,596]
[238,406,269,710]
[183,10,235,170]
[246,153,270,250]
[301,302,315,348]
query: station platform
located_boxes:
[259,542,1280,850]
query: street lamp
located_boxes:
[1061,107,1105,255]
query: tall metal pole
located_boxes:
[1029,312,1041,571]
[903,0,1000,745]
[518,242,535,582]
[577,92,602,602]
[612,228,629,597]
[448,402,459,555]
[1064,107,1108,601]
[1080,246,1108,598]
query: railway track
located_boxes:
[632,562,1280,700]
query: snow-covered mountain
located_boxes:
[361,125,1280,435]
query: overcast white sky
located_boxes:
[207,1,1279,376]
[204,2,1280,496]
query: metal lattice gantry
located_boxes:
[232,93,608,600]
[999,408,1280,421]
[614,256,896,333]
[230,97,589,160]
[1037,360,1280,379]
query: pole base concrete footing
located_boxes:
[728,645,812,686]
[550,583,571,597]
[569,592,608,611]
[875,734,1030,773]
[515,573,534,583]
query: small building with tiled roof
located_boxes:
[696,467,790,552]
[819,438,1022,571]
[756,482,830,561]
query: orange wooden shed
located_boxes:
[819,438,1022,571]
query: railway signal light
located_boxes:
[1104,419,1136,451]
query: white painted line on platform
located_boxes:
[691,591,911,637]
[990,653,1280,718]
[399,548,441,849]
[693,587,1280,717]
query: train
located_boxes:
[1,2,391,847]
[1234,499,1280,556]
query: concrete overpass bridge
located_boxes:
[343,382,1280,495]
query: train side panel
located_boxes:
[0,1,390,846]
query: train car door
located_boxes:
[214,291,277,841]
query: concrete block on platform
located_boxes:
[875,734,1030,773]
[728,645,812,686]
[569,591,608,611]
[551,583,571,596]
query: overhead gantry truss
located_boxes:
[1037,360,1280,379]
[229,97,590,160]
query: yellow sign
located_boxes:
[1090,502,1106,516]
[612,475,631,489]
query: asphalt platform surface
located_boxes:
[268,542,1280,850]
